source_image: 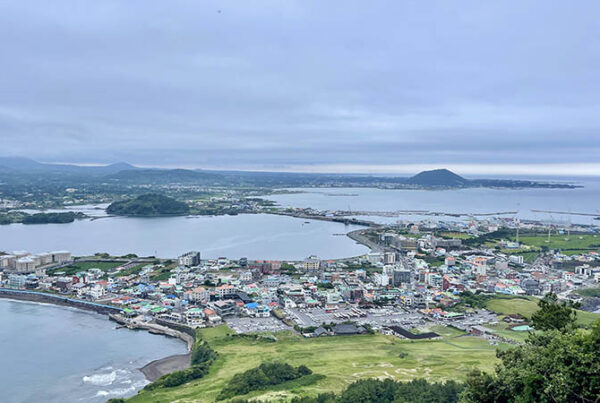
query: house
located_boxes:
[332,323,364,335]
[313,326,329,337]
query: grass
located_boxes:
[47,261,123,276]
[575,288,600,298]
[114,263,149,277]
[516,234,600,251]
[128,325,503,403]
[439,232,473,240]
[483,320,533,343]
[485,296,600,326]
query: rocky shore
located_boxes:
[109,313,195,381]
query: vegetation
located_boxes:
[107,194,189,216]
[46,261,123,276]
[289,378,463,403]
[217,362,312,400]
[145,329,217,390]
[575,287,600,298]
[461,322,600,402]
[530,293,579,331]
[456,291,492,310]
[484,295,599,326]
[128,325,501,402]
[113,263,148,277]
[0,211,84,225]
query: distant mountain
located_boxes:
[106,194,190,216]
[0,157,47,170]
[406,169,469,187]
[0,157,137,175]
[104,168,222,184]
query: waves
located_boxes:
[82,366,149,400]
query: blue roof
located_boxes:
[245,302,259,309]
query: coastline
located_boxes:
[0,291,192,382]
[109,313,195,381]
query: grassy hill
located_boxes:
[128,325,503,403]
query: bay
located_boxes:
[0,299,187,403]
[0,214,368,260]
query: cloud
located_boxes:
[0,0,599,174]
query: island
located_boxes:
[0,211,86,225]
[106,194,190,216]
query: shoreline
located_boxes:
[109,313,195,381]
[0,291,192,382]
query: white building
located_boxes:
[178,251,201,267]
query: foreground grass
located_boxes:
[485,296,600,326]
[128,326,502,402]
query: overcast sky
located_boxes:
[1,1,599,175]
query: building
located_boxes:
[303,256,321,272]
[50,251,71,264]
[8,274,27,289]
[509,255,524,265]
[187,286,210,303]
[178,251,201,267]
[384,252,396,264]
[15,257,37,273]
[392,270,412,287]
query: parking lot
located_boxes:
[226,317,291,334]
[286,307,425,329]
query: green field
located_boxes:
[485,296,600,326]
[483,320,533,343]
[575,288,600,298]
[47,261,123,276]
[516,233,600,250]
[128,326,503,402]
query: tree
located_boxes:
[461,321,600,402]
[531,293,578,331]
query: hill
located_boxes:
[406,169,469,187]
[0,157,137,175]
[106,194,190,216]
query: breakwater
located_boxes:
[0,288,122,315]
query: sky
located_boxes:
[1,1,599,175]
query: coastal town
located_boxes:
[2,216,599,346]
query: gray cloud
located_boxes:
[1,0,599,173]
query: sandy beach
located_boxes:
[140,353,191,381]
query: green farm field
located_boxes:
[128,325,503,403]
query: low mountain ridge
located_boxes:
[105,168,222,184]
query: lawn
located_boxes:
[128,325,502,403]
[485,296,600,326]
[513,234,600,253]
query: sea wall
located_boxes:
[0,288,122,315]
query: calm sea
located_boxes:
[0,299,186,403]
